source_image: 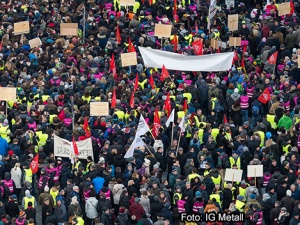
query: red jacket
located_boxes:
[129,203,145,222]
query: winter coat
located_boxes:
[129,203,145,221]
[5,200,19,218]
[68,203,83,217]
[280,196,294,214]
[245,186,259,201]
[150,201,164,222]
[112,183,125,205]
[139,196,150,214]
[10,167,22,189]
[60,165,74,189]
[85,197,99,219]
[54,202,67,223]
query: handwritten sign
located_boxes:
[29,37,42,48]
[90,102,109,116]
[247,165,263,177]
[225,169,243,182]
[278,2,291,16]
[211,39,219,49]
[0,87,16,101]
[154,24,172,38]
[229,37,241,47]
[14,21,30,35]
[60,23,78,36]
[228,14,238,31]
[120,0,135,5]
[121,52,137,67]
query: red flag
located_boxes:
[152,108,161,139]
[173,0,177,16]
[134,73,139,92]
[232,50,239,65]
[116,25,121,44]
[149,0,152,5]
[290,0,295,14]
[223,114,228,124]
[111,88,117,108]
[243,45,247,54]
[130,91,135,108]
[149,74,155,89]
[192,39,203,55]
[72,137,79,155]
[258,88,271,104]
[109,54,117,79]
[84,117,91,138]
[30,154,39,174]
[164,92,171,116]
[160,65,170,82]
[268,51,278,65]
[173,34,178,52]
[183,99,188,112]
[128,37,136,52]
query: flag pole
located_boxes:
[144,144,155,157]
[175,130,182,157]
[171,122,174,145]
[272,65,275,75]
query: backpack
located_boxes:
[219,154,230,168]
[211,99,222,112]
[237,83,244,94]
[30,58,38,66]
[252,105,259,116]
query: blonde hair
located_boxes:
[14,163,20,170]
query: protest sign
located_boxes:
[229,37,241,47]
[120,0,135,5]
[54,135,94,159]
[278,2,291,16]
[247,165,263,177]
[228,14,239,31]
[225,0,234,9]
[298,57,300,68]
[121,52,137,67]
[60,23,78,36]
[0,87,16,101]
[211,39,219,49]
[14,21,30,35]
[29,38,42,48]
[154,24,172,37]
[225,169,243,182]
[90,102,109,116]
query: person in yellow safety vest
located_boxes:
[211,128,219,141]
[22,190,37,210]
[187,168,201,182]
[235,195,246,212]
[86,156,95,173]
[72,156,82,171]
[50,184,60,206]
[23,165,33,184]
[204,163,212,177]
[255,130,265,147]
[0,119,11,143]
[18,91,27,103]
[238,180,249,198]
[82,91,91,103]
[282,142,292,154]
[183,92,192,104]
[266,114,278,129]
[114,109,125,121]
[229,151,241,169]
[173,187,182,205]
[210,170,222,186]
[36,130,48,148]
[209,188,222,208]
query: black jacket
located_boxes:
[5,201,19,218]
[45,214,57,225]
[150,201,164,222]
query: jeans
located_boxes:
[251,116,260,129]
[241,110,249,125]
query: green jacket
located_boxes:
[278,116,292,130]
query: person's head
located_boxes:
[73,186,79,193]
[44,197,50,205]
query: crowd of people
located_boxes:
[0,0,299,225]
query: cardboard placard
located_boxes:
[121,52,137,67]
[218,41,227,49]
[211,39,219,49]
[247,165,263,177]
[228,14,239,31]
[14,21,30,35]
[278,2,291,16]
[298,57,300,68]
[0,87,16,101]
[229,37,241,46]
[225,169,243,182]
[154,24,172,38]
[90,102,109,116]
[60,23,78,36]
[120,0,135,5]
[29,37,42,48]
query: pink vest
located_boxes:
[105,3,112,11]
[38,175,49,189]
[15,218,25,225]
[240,96,249,109]
[177,200,186,213]
[3,179,14,193]
[193,201,204,213]
[27,122,37,131]
[294,96,299,106]
[83,189,91,202]
[246,87,254,99]
[100,189,111,200]
[263,174,271,187]
[64,118,72,127]
[284,100,290,111]
[50,167,60,183]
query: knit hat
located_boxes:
[263,193,270,201]
[195,191,201,197]
[250,193,256,199]
[286,190,292,196]
[19,211,26,217]
[134,197,140,203]
[154,195,160,201]
[25,190,30,196]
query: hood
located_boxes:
[248,186,257,195]
[232,106,241,111]
[231,92,240,100]
[130,203,141,210]
[5,172,10,180]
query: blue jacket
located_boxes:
[92,177,105,194]
[0,137,8,155]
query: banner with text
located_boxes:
[54,135,94,159]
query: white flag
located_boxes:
[69,142,75,165]
[124,136,146,158]
[136,114,150,137]
[178,117,186,132]
[165,109,175,128]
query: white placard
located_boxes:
[225,169,243,182]
[247,165,263,177]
